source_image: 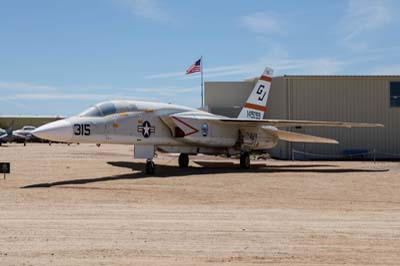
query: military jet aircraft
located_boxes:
[32,67,383,173]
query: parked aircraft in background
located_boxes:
[0,122,38,145]
[13,125,37,144]
[0,116,63,146]
[0,128,7,144]
[32,67,383,173]
[0,115,64,131]
[0,121,15,145]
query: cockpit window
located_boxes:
[79,106,102,117]
[117,103,138,113]
[98,102,116,116]
[80,101,136,117]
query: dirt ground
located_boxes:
[0,143,399,265]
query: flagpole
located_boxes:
[200,56,204,109]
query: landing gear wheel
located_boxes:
[240,152,250,169]
[178,153,189,168]
[145,159,155,174]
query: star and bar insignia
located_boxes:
[137,121,155,138]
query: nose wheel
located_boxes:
[240,152,250,169]
[145,159,155,174]
[178,153,189,168]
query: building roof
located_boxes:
[241,75,400,82]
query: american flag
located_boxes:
[186,58,202,74]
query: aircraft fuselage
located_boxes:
[33,100,278,155]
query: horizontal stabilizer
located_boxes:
[262,127,338,144]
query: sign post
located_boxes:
[0,162,10,179]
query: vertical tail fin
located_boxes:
[238,67,273,120]
[7,120,14,133]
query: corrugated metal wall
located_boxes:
[205,76,400,159]
[204,81,256,117]
[282,76,400,159]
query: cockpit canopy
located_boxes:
[22,126,36,131]
[79,101,138,117]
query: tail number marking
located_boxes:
[74,124,91,136]
[247,110,261,119]
[256,85,266,101]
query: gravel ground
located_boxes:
[0,143,399,265]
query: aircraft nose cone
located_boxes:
[32,120,73,142]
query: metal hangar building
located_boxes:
[204,75,400,160]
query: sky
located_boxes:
[0,0,399,116]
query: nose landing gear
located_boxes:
[145,159,155,174]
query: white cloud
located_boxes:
[0,80,120,93]
[370,64,400,75]
[145,64,257,79]
[0,98,34,112]
[239,12,283,34]
[0,81,58,92]
[1,80,199,102]
[133,86,197,93]
[341,0,394,47]
[145,43,355,80]
[144,71,184,79]
[146,57,349,81]
[6,93,121,100]
[280,58,347,75]
[116,0,173,22]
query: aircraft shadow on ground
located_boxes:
[21,161,388,189]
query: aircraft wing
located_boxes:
[167,112,384,128]
[217,118,384,128]
[161,112,383,145]
[261,126,338,144]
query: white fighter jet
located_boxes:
[32,67,383,173]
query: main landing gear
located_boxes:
[178,153,189,168]
[240,152,250,169]
[145,159,155,174]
